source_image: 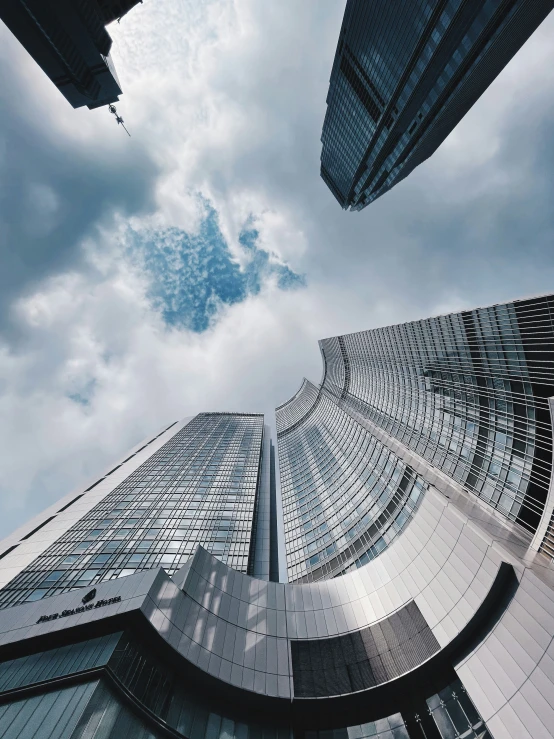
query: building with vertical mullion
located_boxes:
[0,297,554,737]
[321,0,554,210]
[277,293,554,584]
[0,412,276,611]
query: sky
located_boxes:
[1,0,554,540]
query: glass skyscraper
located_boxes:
[320,0,554,210]
[0,413,277,610]
[0,0,141,109]
[278,294,554,582]
[0,297,554,739]
[277,379,428,582]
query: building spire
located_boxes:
[108,103,131,136]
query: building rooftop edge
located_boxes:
[318,291,554,343]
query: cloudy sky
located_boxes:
[1,0,554,540]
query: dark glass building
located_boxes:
[321,0,554,209]
[0,0,141,109]
[0,297,554,739]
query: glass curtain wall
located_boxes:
[0,413,264,609]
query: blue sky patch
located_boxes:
[67,378,97,407]
[126,205,305,332]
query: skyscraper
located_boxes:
[277,293,554,581]
[320,0,554,210]
[0,297,554,739]
[0,0,141,109]
[0,412,277,610]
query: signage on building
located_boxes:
[36,594,121,624]
[82,588,96,604]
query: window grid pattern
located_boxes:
[321,0,554,210]
[353,0,520,208]
[319,296,554,540]
[276,380,321,434]
[277,384,426,583]
[321,0,439,206]
[0,413,264,610]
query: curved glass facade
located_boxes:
[277,382,427,583]
[320,296,554,536]
[1,297,554,737]
[321,0,554,210]
[275,380,321,434]
[277,295,554,581]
